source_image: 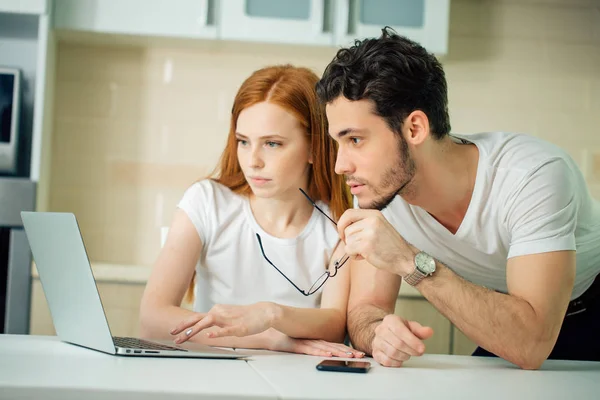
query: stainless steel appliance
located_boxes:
[0,177,35,333]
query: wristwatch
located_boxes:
[404,251,436,286]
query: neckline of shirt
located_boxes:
[243,198,322,246]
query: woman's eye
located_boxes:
[266,141,281,148]
[237,139,248,146]
[350,137,361,145]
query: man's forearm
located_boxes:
[347,304,389,354]
[416,264,556,369]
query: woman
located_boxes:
[140,65,363,358]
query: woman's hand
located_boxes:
[171,302,278,344]
[266,328,365,358]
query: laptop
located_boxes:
[21,211,245,359]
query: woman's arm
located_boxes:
[139,210,359,356]
[269,243,351,342]
[139,209,272,349]
[170,243,352,344]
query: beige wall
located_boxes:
[49,0,600,269]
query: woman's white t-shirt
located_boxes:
[177,179,340,311]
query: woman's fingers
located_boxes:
[173,314,216,344]
[170,313,206,335]
[309,340,364,358]
[293,341,334,357]
[292,339,365,358]
[315,340,365,358]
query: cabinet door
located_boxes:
[219,0,333,46]
[395,297,452,355]
[54,0,217,39]
[0,0,47,14]
[452,325,477,356]
[335,0,450,54]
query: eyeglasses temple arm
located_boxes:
[298,188,338,226]
[256,233,310,296]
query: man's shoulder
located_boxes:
[457,132,573,173]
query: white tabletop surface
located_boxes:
[2,335,600,400]
[0,335,277,400]
[243,349,600,400]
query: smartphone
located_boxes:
[316,360,371,373]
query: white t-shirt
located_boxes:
[382,132,600,300]
[177,179,340,310]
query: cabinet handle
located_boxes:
[313,0,326,34]
[338,0,355,36]
[197,0,213,27]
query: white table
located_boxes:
[0,335,277,399]
[243,349,600,400]
[2,335,600,399]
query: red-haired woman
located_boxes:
[140,65,363,358]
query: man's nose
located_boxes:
[335,147,353,176]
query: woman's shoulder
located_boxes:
[184,179,240,201]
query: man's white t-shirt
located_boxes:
[177,179,340,311]
[382,132,600,299]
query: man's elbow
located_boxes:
[513,336,555,370]
[515,355,546,370]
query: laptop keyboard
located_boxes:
[114,337,186,352]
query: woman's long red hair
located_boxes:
[185,65,351,303]
[213,64,350,219]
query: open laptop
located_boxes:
[21,211,245,359]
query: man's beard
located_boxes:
[349,136,416,211]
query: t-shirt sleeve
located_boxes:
[176,180,215,245]
[505,158,578,259]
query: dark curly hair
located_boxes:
[316,27,450,139]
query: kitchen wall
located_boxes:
[34,0,600,345]
[49,0,600,268]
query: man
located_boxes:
[316,28,600,370]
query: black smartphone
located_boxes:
[316,360,371,373]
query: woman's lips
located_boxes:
[250,177,271,186]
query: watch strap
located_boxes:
[404,268,427,286]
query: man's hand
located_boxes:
[338,209,417,277]
[372,314,434,367]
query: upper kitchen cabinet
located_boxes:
[335,0,450,55]
[53,0,218,39]
[0,0,48,14]
[218,0,334,46]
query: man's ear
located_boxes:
[404,110,430,146]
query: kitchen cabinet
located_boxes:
[218,0,334,46]
[334,0,450,54]
[395,297,452,354]
[452,325,478,356]
[0,0,47,14]
[53,0,217,39]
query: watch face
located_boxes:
[416,252,436,274]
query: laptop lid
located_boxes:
[21,212,117,354]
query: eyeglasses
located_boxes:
[256,188,350,296]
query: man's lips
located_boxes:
[346,182,364,188]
